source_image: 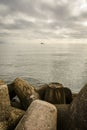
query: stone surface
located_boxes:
[49,82,64,88]
[55,104,70,130]
[44,82,65,104]
[44,82,72,104]
[0,85,10,106]
[64,87,72,104]
[72,93,78,100]
[0,106,25,130]
[15,100,57,130]
[0,121,8,130]
[0,80,5,85]
[69,84,87,130]
[7,107,25,130]
[0,83,24,130]
[12,78,40,110]
[36,84,49,99]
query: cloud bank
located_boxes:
[0,0,87,43]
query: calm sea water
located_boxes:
[0,42,87,92]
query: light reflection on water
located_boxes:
[0,42,87,92]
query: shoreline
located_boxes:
[0,78,86,130]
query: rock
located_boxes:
[0,84,10,107]
[0,121,8,130]
[72,93,78,100]
[0,83,24,129]
[69,84,87,130]
[45,87,65,104]
[7,107,25,130]
[0,106,8,122]
[44,82,65,104]
[44,83,72,104]
[55,104,70,130]
[0,80,5,85]
[64,87,72,104]
[0,106,25,130]
[36,84,49,99]
[49,82,64,88]
[15,100,57,130]
[12,78,40,110]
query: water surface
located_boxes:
[0,42,87,92]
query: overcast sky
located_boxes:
[0,0,87,43]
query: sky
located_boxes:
[0,0,87,43]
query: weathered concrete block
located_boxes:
[55,104,70,130]
[69,84,87,130]
[44,82,65,104]
[49,82,64,88]
[72,93,78,100]
[7,107,25,130]
[15,100,57,130]
[44,83,72,104]
[0,121,8,130]
[12,78,40,110]
[64,87,72,104]
[0,85,10,106]
[36,84,49,99]
[0,106,8,122]
[0,106,25,130]
[0,80,5,85]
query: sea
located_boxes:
[0,42,87,93]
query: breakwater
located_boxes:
[0,78,87,130]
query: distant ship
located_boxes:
[40,42,44,44]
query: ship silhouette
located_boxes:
[40,42,44,44]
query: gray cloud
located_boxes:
[0,0,87,43]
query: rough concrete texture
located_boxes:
[0,85,10,106]
[0,80,5,85]
[15,100,57,130]
[7,107,25,130]
[0,121,8,130]
[13,78,40,110]
[69,84,87,130]
[44,83,72,104]
[36,84,49,99]
[55,104,70,130]
[0,106,25,130]
[49,82,64,88]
